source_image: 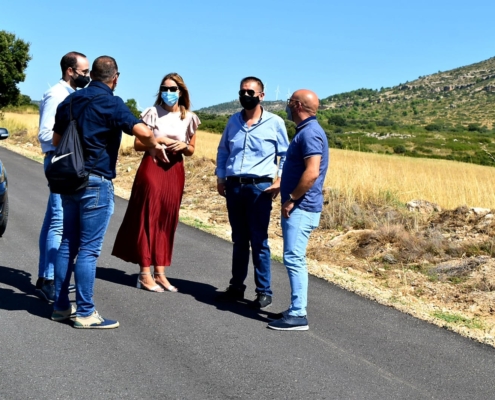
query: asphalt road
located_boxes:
[1,146,495,400]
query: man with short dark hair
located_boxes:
[51,55,167,329]
[36,51,90,302]
[268,89,329,331]
[215,76,289,309]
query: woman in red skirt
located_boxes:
[112,73,200,292]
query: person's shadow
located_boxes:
[0,265,51,318]
[96,266,278,322]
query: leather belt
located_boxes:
[227,176,273,184]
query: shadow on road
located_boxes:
[96,266,277,323]
[96,265,136,287]
[171,277,276,323]
[0,265,50,318]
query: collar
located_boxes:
[88,80,114,95]
[59,79,75,94]
[295,115,317,131]
[241,106,264,123]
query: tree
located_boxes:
[18,94,32,106]
[328,114,347,126]
[125,98,140,118]
[393,145,406,154]
[0,31,31,108]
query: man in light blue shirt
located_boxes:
[35,52,90,303]
[215,76,289,309]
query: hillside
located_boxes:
[321,56,495,128]
[198,99,285,115]
[197,56,495,166]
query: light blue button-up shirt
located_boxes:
[216,108,289,179]
[38,79,74,153]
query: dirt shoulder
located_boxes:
[3,139,495,347]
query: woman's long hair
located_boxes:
[154,72,191,120]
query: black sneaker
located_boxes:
[68,284,76,293]
[251,294,272,309]
[267,314,309,331]
[35,281,55,303]
[35,277,45,290]
[215,286,245,302]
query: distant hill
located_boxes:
[320,56,495,129]
[198,100,286,115]
[196,57,495,166]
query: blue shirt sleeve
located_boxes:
[111,96,141,135]
[53,98,71,135]
[300,128,324,159]
[215,116,234,179]
[275,118,289,177]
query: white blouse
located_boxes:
[140,106,200,143]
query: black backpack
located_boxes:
[45,94,106,195]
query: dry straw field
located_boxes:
[189,131,495,210]
[6,111,495,210]
[2,111,495,346]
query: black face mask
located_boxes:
[72,73,90,89]
[239,95,260,110]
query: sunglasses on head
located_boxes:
[239,89,261,97]
[160,85,179,92]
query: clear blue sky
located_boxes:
[2,0,495,111]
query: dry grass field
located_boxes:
[179,130,495,210]
[11,114,495,210]
[2,111,39,136]
[2,112,495,346]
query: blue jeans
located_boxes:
[225,180,273,296]
[281,208,321,317]
[38,153,63,280]
[53,175,114,317]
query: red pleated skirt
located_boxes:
[112,152,185,267]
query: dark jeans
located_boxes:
[225,180,273,296]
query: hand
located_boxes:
[157,137,177,147]
[166,141,188,154]
[149,144,169,163]
[217,182,226,197]
[264,183,280,199]
[264,182,280,199]
[282,200,294,218]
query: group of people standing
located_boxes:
[35,51,328,332]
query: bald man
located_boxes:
[268,89,329,331]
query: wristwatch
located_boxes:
[289,194,296,202]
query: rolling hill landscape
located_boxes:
[197,56,495,166]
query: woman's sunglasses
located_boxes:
[161,85,179,92]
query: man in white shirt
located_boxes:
[35,51,90,302]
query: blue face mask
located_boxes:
[285,105,293,122]
[161,91,179,106]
